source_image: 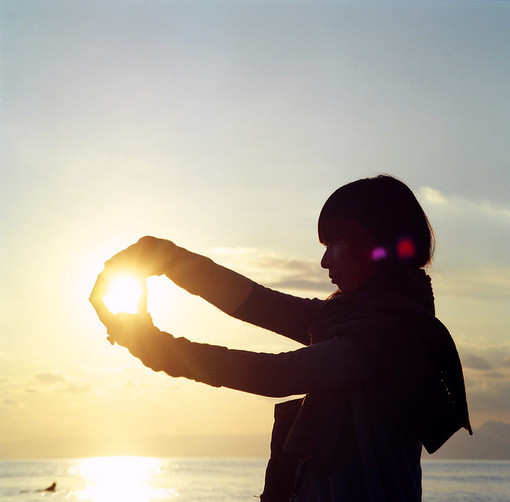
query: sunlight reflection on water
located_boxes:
[70,457,178,502]
[0,458,509,501]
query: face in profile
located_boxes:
[320,238,372,293]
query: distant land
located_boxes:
[423,421,510,461]
[1,422,509,460]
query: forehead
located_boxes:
[318,220,344,244]
[318,216,374,248]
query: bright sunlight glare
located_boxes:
[73,456,177,502]
[102,275,145,315]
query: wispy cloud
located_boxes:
[418,186,510,303]
[209,247,333,295]
[433,266,510,301]
[63,383,91,393]
[31,372,92,394]
[460,344,510,419]
[459,342,510,371]
[36,372,67,384]
[419,187,510,223]
[463,353,492,371]
[467,378,510,414]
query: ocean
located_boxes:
[0,457,509,501]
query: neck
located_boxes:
[351,262,435,314]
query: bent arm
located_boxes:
[165,246,323,345]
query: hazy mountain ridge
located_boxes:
[425,421,510,460]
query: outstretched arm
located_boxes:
[103,237,323,344]
[90,287,382,397]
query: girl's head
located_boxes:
[319,175,434,292]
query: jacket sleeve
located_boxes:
[154,324,391,397]
[166,246,323,345]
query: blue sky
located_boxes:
[1,0,509,458]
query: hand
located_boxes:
[106,313,172,372]
[90,271,171,371]
[104,236,178,278]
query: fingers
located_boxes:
[89,270,110,302]
[107,314,165,370]
[90,292,117,331]
[103,236,163,277]
[104,239,145,270]
[90,270,126,337]
[114,236,159,263]
[89,270,119,332]
[109,312,154,335]
[114,325,148,357]
[138,286,148,315]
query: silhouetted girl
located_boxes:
[91,175,471,501]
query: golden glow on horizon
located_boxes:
[102,275,145,315]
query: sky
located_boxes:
[1,0,509,459]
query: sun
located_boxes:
[102,275,146,315]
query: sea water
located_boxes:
[0,457,509,501]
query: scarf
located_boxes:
[286,270,470,456]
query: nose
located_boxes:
[321,248,330,270]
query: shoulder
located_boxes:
[310,294,450,364]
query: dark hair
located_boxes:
[318,175,435,269]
